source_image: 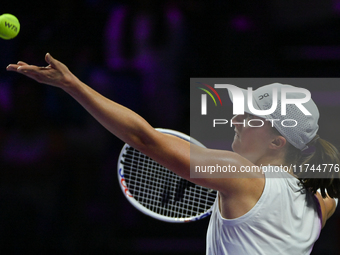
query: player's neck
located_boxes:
[254,155,285,168]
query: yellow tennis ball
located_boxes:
[0,14,20,40]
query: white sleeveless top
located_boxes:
[206,171,322,255]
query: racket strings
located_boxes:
[121,147,216,219]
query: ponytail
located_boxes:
[298,137,340,199]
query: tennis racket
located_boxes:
[117,128,217,223]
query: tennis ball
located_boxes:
[0,14,20,40]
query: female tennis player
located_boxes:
[7,53,340,254]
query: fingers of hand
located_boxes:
[6,64,19,71]
[45,53,67,72]
[17,65,36,73]
[17,61,29,66]
[45,53,58,68]
[6,64,46,83]
[7,62,48,72]
[6,61,29,71]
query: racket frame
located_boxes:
[117,128,216,223]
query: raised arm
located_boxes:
[7,54,158,146]
[6,54,262,194]
[6,54,188,171]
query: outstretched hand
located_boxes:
[6,53,77,88]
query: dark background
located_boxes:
[0,0,340,254]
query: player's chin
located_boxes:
[231,140,239,153]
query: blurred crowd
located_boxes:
[0,0,340,254]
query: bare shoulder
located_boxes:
[315,192,337,228]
